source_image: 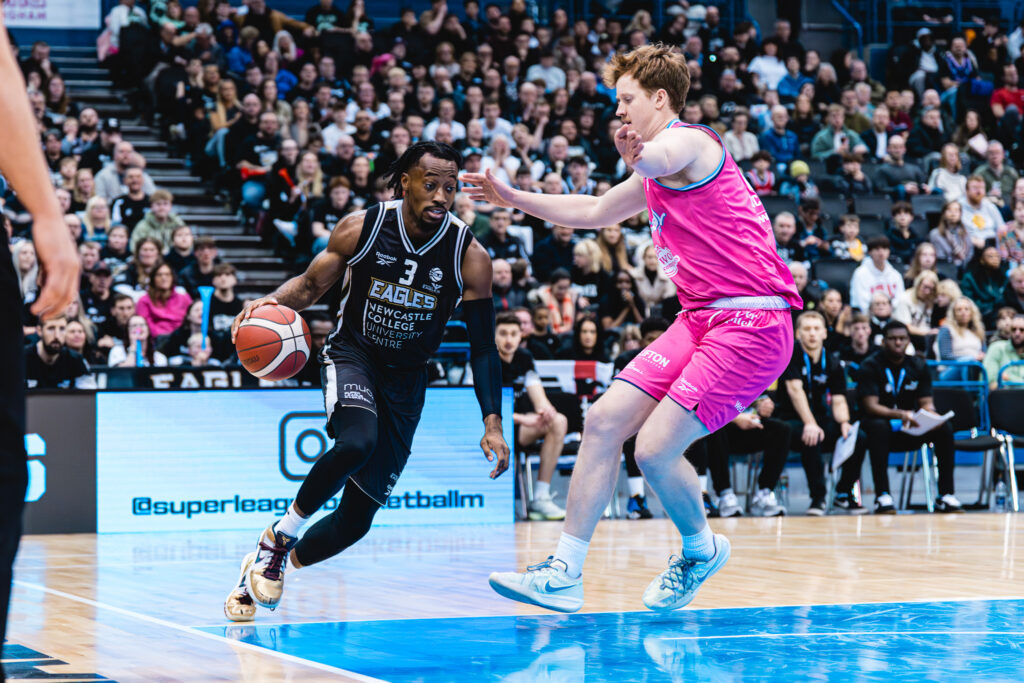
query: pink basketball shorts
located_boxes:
[615,307,794,432]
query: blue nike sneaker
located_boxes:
[488,557,584,613]
[642,534,731,611]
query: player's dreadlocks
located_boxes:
[385,141,463,198]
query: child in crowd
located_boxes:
[130,189,184,251]
[830,214,865,261]
[745,151,777,196]
[165,224,196,274]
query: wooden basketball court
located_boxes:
[5,514,1023,681]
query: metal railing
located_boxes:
[831,0,864,58]
[997,360,1024,388]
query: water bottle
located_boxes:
[995,480,1008,512]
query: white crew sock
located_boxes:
[681,524,716,562]
[274,503,309,538]
[698,474,708,492]
[554,532,589,578]
[628,476,645,498]
[534,480,551,500]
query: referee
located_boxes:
[0,14,80,678]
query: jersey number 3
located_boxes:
[399,258,418,285]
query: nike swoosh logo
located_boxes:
[544,581,577,592]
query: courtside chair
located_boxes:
[989,389,1024,512]
[933,388,1004,509]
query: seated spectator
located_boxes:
[453,193,490,239]
[100,225,133,277]
[976,141,1018,210]
[108,314,169,367]
[748,38,787,91]
[930,200,974,267]
[778,311,867,514]
[779,160,819,203]
[179,236,219,297]
[960,246,1009,324]
[570,239,610,305]
[983,313,1024,388]
[495,312,568,521]
[952,109,988,164]
[906,107,949,163]
[702,395,790,517]
[292,314,334,387]
[723,107,759,162]
[778,55,813,102]
[789,93,820,150]
[596,225,632,274]
[886,201,922,265]
[164,224,195,274]
[491,258,527,311]
[82,260,115,328]
[859,321,961,513]
[819,288,852,352]
[94,141,156,202]
[859,105,891,162]
[557,314,608,361]
[899,252,935,302]
[115,237,163,296]
[81,196,112,244]
[877,135,928,200]
[839,312,877,370]
[926,143,967,202]
[136,263,192,337]
[600,270,646,331]
[937,296,987,379]
[998,266,1024,315]
[962,175,1006,247]
[811,103,867,161]
[237,111,284,224]
[867,291,895,345]
[531,225,576,283]
[96,293,134,356]
[481,208,527,263]
[759,105,800,167]
[892,271,940,349]
[130,190,185,252]
[998,199,1024,267]
[71,168,96,212]
[208,263,242,334]
[64,318,106,366]
[309,176,354,255]
[524,305,560,360]
[990,62,1024,143]
[851,236,904,312]
[830,214,865,261]
[109,166,150,231]
[24,315,95,389]
[832,151,873,196]
[773,211,805,264]
[632,241,677,312]
[840,87,871,133]
[170,333,220,367]
[744,151,776,196]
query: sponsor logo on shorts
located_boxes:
[638,348,671,368]
[676,377,698,394]
[343,383,374,402]
[724,310,761,327]
[376,251,397,266]
[734,401,746,413]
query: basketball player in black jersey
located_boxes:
[225,142,508,621]
[0,14,81,676]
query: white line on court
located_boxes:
[12,580,388,683]
[658,629,1024,641]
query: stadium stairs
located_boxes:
[34,45,284,301]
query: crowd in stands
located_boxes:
[8,0,1024,516]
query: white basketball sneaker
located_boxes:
[245,523,298,610]
[224,552,257,622]
[488,557,584,613]
[642,534,731,611]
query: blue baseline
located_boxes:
[200,598,1024,682]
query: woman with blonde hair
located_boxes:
[570,238,610,303]
[632,241,677,310]
[81,195,111,243]
[596,224,631,273]
[12,240,39,302]
[927,143,967,201]
[903,242,938,287]
[625,9,655,37]
[259,78,293,127]
[892,270,940,347]
[937,296,986,379]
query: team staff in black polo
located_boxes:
[857,321,962,514]
[775,311,868,515]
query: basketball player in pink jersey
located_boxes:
[464,44,801,613]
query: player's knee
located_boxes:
[549,412,568,436]
[583,400,630,442]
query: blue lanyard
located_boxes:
[885,367,906,396]
[803,350,826,386]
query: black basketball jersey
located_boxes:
[328,199,473,368]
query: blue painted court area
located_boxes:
[202,598,1024,681]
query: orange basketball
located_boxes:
[235,304,312,381]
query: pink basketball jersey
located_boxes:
[643,120,802,310]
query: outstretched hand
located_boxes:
[460,168,516,208]
[480,417,510,479]
[614,124,645,167]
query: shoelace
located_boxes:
[258,540,288,581]
[527,556,558,572]
[659,554,699,593]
